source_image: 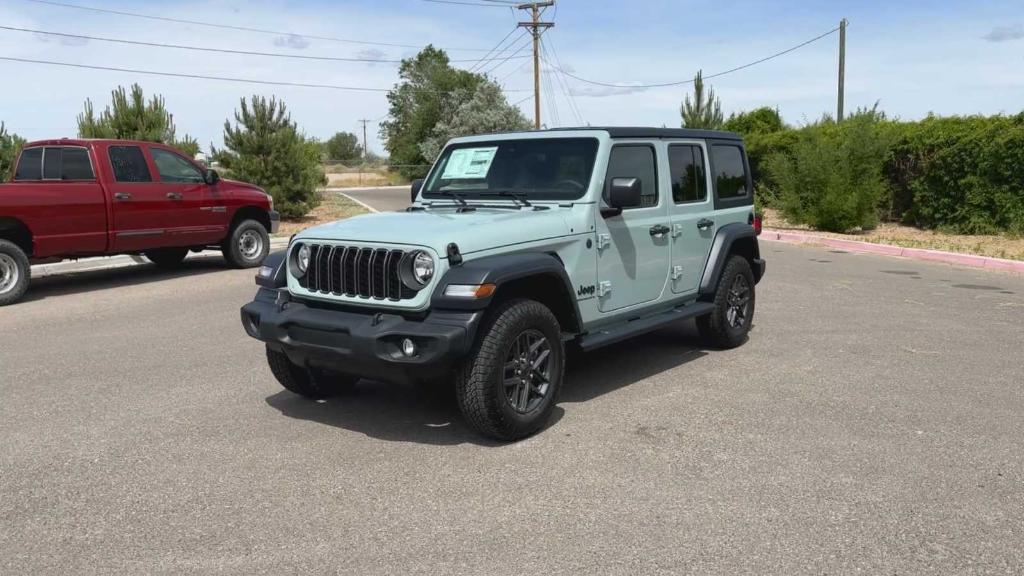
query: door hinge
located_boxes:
[596,234,611,251]
[671,265,683,280]
[597,281,612,297]
[672,223,684,238]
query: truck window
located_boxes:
[668,144,707,203]
[43,147,63,180]
[150,148,204,183]
[711,145,748,199]
[109,146,152,183]
[605,145,658,208]
[14,148,43,181]
[61,147,95,180]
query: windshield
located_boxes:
[423,137,599,202]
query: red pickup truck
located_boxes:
[0,139,279,305]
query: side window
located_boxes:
[61,148,95,180]
[109,146,152,183]
[43,147,62,180]
[150,148,204,183]
[605,145,657,208]
[14,148,43,181]
[711,145,749,199]
[668,145,707,203]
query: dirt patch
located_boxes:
[276,193,368,237]
[763,208,1024,261]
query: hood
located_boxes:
[297,206,575,256]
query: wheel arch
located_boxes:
[0,217,33,257]
[229,205,271,235]
[699,223,762,297]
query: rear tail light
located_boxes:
[753,215,763,235]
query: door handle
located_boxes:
[166,192,183,200]
[114,192,132,201]
[649,224,670,237]
[697,218,715,230]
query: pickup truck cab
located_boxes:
[241,128,764,440]
[0,139,279,305]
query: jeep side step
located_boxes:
[576,301,715,352]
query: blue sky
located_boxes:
[1,0,1022,154]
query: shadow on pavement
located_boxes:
[23,255,232,303]
[264,321,709,445]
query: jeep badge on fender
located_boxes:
[240,128,765,441]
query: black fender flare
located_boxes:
[698,223,762,296]
[255,249,288,288]
[431,252,582,332]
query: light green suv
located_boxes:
[241,128,765,440]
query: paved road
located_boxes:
[2,197,1024,574]
[338,186,410,212]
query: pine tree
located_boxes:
[76,84,198,153]
[1,122,26,181]
[680,70,724,130]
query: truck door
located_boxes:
[595,143,671,312]
[148,147,226,245]
[666,142,715,294]
[108,144,174,252]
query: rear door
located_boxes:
[666,142,715,294]
[149,146,226,245]
[108,144,173,252]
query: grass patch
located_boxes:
[276,192,368,237]
[763,208,1024,261]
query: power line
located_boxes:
[549,25,842,89]
[0,25,529,64]
[0,55,531,93]
[420,0,512,6]
[466,27,522,72]
[479,33,533,76]
[22,0,494,52]
[541,41,583,125]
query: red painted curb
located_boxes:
[761,229,1024,274]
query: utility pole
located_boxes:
[517,1,554,130]
[837,18,847,122]
[358,118,370,159]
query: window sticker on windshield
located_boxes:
[441,147,498,179]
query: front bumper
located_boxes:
[240,288,481,384]
[268,210,280,234]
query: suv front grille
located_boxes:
[298,244,416,301]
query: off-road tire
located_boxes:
[697,255,756,349]
[265,346,358,399]
[145,247,189,268]
[223,219,269,269]
[0,239,30,307]
[456,298,565,441]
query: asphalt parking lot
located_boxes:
[2,190,1023,574]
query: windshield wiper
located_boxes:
[480,190,532,207]
[436,190,474,211]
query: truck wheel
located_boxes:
[145,247,189,268]
[223,219,269,268]
[265,346,357,399]
[456,299,565,441]
[697,255,756,349]
[0,239,30,307]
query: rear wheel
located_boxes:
[145,247,189,268]
[456,299,564,441]
[223,219,269,268]
[697,255,756,349]
[0,239,30,306]
[265,346,358,399]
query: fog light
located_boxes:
[401,338,417,357]
[257,265,273,279]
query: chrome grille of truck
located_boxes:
[298,244,415,301]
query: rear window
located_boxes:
[43,148,62,179]
[61,148,94,180]
[109,146,152,183]
[14,148,42,181]
[711,145,749,199]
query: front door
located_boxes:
[149,147,226,245]
[666,142,716,294]
[595,143,671,312]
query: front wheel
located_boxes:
[0,239,31,306]
[456,299,565,441]
[265,346,358,399]
[223,219,269,268]
[697,255,756,349]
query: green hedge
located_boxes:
[746,112,1024,235]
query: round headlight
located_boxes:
[294,243,310,276]
[412,251,435,285]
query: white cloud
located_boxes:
[982,24,1024,42]
[273,34,311,50]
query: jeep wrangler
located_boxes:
[241,128,765,440]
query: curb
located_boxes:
[31,237,290,278]
[762,229,1024,274]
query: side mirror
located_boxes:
[204,169,220,186]
[603,177,642,216]
[410,178,424,203]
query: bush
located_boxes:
[1,122,25,182]
[215,96,326,218]
[765,110,890,232]
[724,107,786,136]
